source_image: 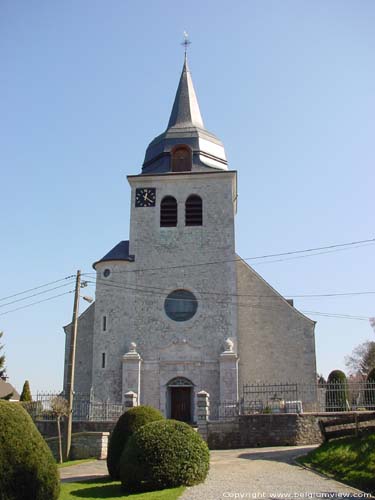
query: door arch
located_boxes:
[167,377,194,423]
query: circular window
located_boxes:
[164,289,198,322]
[103,268,111,278]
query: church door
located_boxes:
[170,387,191,422]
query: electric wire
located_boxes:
[82,237,375,276]
[0,281,76,309]
[0,275,75,302]
[85,279,371,321]
[0,290,74,317]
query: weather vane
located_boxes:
[181,31,191,55]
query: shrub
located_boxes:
[107,405,164,480]
[364,368,375,409]
[20,380,32,402]
[326,370,348,411]
[120,419,210,492]
[0,400,60,500]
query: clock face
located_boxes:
[135,187,156,207]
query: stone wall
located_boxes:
[36,420,115,438]
[206,414,324,449]
[45,432,109,460]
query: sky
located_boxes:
[0,1,374,394]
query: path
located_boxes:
[181,446,372,500]
[59,447,373,499]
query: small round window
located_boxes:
[103,268,111,278]
[164,289,198,322]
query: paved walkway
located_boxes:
[181,446,372,500]
[59,447,373,499]
[59,460,108,483]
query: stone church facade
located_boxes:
[64,56,317,422]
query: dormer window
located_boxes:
[185,195,202,226]
[171,145,192,172]
[160,196,178,227]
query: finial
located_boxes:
[181,31,191,56]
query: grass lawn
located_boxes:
[297,433,375,494]
[57,458,97,468]
[60,478,185,499]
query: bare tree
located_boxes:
[50,396,69,463]
[345,341,375,376]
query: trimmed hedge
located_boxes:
[0,400,60,500]
[120,419,210,492]
[107,405,164,480]
[326,370,348,412]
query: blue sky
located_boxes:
[0,1,374,393]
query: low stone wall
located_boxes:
[36,420,115,438]
[45,432,109,460]
[205,414,324,449]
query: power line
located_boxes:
[0,275,75,302]
[0,291,74,317]
[0,281,76,309]
[83,237,375,276]
[93,276,375,300]
[85,279,371,321]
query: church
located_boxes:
[64,55,317,422]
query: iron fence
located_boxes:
[22,392,126,422]
[210,381,375,420]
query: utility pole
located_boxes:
[64,269,81,461]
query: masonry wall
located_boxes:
[206,414,324,449]
[45,432,109,460]
[63,303,95,395]
[92,171,238,411]
[236,259,317,396]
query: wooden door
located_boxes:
[171,387,191,422]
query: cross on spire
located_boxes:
[181,31,191,56]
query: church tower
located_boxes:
[91,56,239,421]
[64,54,317,421]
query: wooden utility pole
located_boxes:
[64,269,81,461]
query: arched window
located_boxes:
[185,195,202,226]
[171,145,192,172]
[160,196,177,227]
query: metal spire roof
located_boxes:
[141,55,228,173]
[167,55,204,129]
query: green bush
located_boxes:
[120,419,210,492]
[20,380,32,402]
[0,400,60,500]
[106,405,164,480]
[326,370,348,411]
[364,368,375,409]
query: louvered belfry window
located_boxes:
[171,146,192,172]
[160,196,178,227]
[185,195,203,226]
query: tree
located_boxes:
[326,370,349,411]
[345,341,375,376]
[50,396,69,464]
[0,331,6,380]
[20,380,32,402]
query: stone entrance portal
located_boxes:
[167,377,193,423]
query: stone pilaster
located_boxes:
[122,342,141,404]
[219,338,239,404]
[197,390,210,441]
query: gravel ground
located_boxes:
[181,446,373,500]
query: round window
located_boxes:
[164,289,198,322]
[103,268,111,278]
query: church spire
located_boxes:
[167,55,204,129]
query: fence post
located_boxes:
[124,391,138,410]
[197,391,209,442]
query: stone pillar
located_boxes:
[197,390,210,441]
[219,338,239,404]
[124,391,138,409]
[122,342,141,404]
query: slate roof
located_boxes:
[0,379,20,400]
[93,240,135,269]
[142,56,227,174]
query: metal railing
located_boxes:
[22,392,126,422]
